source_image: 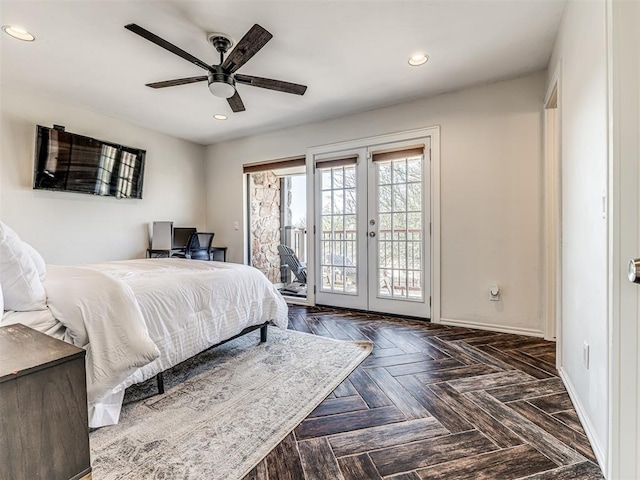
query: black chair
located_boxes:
[277,244,307,284]
[173,232,215,261]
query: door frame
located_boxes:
[543,63,562,348]
[305,126,441,322]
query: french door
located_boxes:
[314,139,431,318]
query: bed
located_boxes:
[0,223,288,428]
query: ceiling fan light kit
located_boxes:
[124,23,307,113]
[208,67,235,98]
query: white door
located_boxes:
[315,148,368,310]
[367,141,431,317]
[314,141,431,318]
[609,1,640,477]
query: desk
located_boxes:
[146,247,227,262]
[211,247,228,262]
[146,248,181,258]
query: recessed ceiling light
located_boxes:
[2,25,35,42]
[408,53,428,66]
[213,114,228,121]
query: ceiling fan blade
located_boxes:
[222,24,273,74]
[235,74,307,95]
[146,76,208,89]
[227,91,246,112]
[125,24,211,71]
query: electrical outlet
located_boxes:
[489,284,500,301]
[583,342,590,369]
[233,221,239,231]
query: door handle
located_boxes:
[369,231,376,237]
[628,258,640,284]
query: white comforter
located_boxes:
[2,259,288,427]
[88,259,289,390]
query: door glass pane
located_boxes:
[322,266,332,290]
[407,159,421,182]
[319,165,358,294]
[407,183,422,211]
[333,190,344,214]
[378,185,392,212]
[379,163,392,185]
[321,170,332,190]
[344,188,357,214]
[333,168,344,188]
[344,214,356,232]
[344,167,356,188]
[376,156,423,300]
[393,160,407,183]
[322,191,332,215]
[393,183,407,211]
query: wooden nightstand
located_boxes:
[0,323,92,480]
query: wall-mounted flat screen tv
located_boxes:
[33,125,146,199]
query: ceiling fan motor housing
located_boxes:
[208,66,235,98]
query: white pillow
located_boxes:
[22,241,46,281]
[0,222,47,311]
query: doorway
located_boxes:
[311,131,435,319]
[246,161,307,300]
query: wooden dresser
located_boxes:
[0,323,92,480]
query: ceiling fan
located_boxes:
[124,23,307,112]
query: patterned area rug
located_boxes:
[90,327,372,480]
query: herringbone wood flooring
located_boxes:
[244,305,604,480]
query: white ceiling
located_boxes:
[0,1,565,145]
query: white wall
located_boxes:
[546,0,609,467]
[0,87,207,264]
[206,72,546,335]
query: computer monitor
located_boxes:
[172,227,197,249]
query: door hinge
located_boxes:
[429,296,431,307]
[314,285,316,294]
[313,225,316,234]
[429,223,431,235]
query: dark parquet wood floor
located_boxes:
[244,305,605,480]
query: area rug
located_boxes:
[90,327,372,480]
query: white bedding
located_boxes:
[88,259,289,390]
[2,259,288,427]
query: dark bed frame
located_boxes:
[154,322,269,394]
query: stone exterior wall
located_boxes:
[249,172,282,283]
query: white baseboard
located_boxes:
[439,317,545,337]
[558,366,607,473]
